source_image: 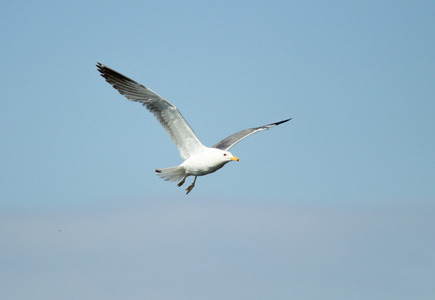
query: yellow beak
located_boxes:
[230,156,240,162]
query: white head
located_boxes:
[220,150,239,162]
[207,148,239,166]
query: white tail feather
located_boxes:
[155,166,186,182]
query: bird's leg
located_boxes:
[177,176,187,187]
[185,176,197,195]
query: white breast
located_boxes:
[181,148,230,176]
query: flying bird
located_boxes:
[97,63,291,194]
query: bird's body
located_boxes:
[180,148,237,176]
[97,63,290,194]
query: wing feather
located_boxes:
[212,118,291,150]
[97,63,204,159]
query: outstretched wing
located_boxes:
[212,118,291,151]
[97,63,204,159]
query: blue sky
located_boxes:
[1,0,434,299]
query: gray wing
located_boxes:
[212,118,292,150]
[97,63,204,160]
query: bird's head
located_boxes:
[203,148,239,169]
[221,150,239,162]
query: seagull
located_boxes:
[97,63,291,194]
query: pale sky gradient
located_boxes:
[1,1,434,299]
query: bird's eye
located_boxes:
[223,153,227,156]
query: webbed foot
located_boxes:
[186,184,195,194]
[177,177,186,187]
[185,176,197,195]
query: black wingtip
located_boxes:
[96,63,138,85]
[273,118,292,126]
[96,62,106,77]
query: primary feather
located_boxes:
[97,63,204,159]
[212,118,292,150]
